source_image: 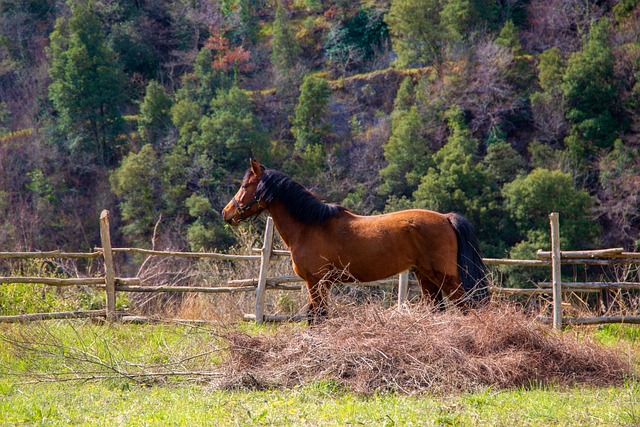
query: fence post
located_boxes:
[99,210,117,322]
[255,216,274,324]
[549,212,562,330]
[398,270,409,309]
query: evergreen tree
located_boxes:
[412,105,489,216]
[412,105,504,254]
[562,18,621,160]
[291,75,331,152]
[271,1,301,77]
[386,0,497,69]
[530,47,567,144]
[495,20,522,54]
[289,75,332,177]
[482,140,525,185]
[441,0,497,42]
[196,85,270,173]
[48,0,126,167]
[503,168,598,255]
[110,144,161,246]
[138,80,173,147]
[385,0,447,69]
[324,7,389,74]
[174,85,269,250]
[379,77,434,197]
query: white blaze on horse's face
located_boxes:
[221,160,264,225]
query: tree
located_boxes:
[530,47,568,144]
[441,0,498,42]
[502,168,598,255]
[110,144,161,246]
[379,77,434,197]
[596,140,640,248]
[562,18,621,160]
[291,75,331,152]
[411,105,505,254]
[482,140,525,185]
[289,75,332,177]
[412,105,491,216]
[48,0,126,167]
[138,80,173,147]
[386,0,498,70]
[495,20,522,54]
[324,7,389,74]
[174,85,269,250]
[195,85,270,173]
[271,1,301,77]
[385,0,447,69]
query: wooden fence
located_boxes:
[1,211,639,329]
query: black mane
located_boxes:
[255,169,347,225]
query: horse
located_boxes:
[222,159,489,322]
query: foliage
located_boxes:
[596,140,640,247]
[290,75,331,175]
[324,7,389,74]
[502,168,598,254]
[386,0,499,69]
[562,18,621,160]
[530,47,567,144]
[440,0,498,41]
[48,0,126,167]
[183,85,269,250]
[1,0,639,258]
[411,105,504,254]
[110,144,161,247]
[205,25,253,75]
[196,85,270,172]
[482,140,525,186]
[495,20,522,54]
[384,0,447,69]
[379,105,432,197]
[138,81,173,147]
[271,1,301,77]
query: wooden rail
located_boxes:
[1,211,639,327]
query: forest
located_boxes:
[0,0,639,261]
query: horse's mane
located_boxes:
[255,169,348,225]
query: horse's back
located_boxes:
[312,209,459,281]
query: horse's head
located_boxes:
[222,159,266,225]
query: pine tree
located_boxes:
[110,144,161,246]
[562,18,620,159]
[138,81,173,147]
[291,75,331,152]
[503,168,598,254]
[379,77,434,198]
[385,0,446,69]
[271,1,301,77]
[48,0,126,166]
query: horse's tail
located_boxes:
[447,213,489,305]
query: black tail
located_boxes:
[447,213,489,305]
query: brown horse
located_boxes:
[222,160,488,321]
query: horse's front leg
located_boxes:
[305,278,329,325]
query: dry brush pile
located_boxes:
[218,303,635,394]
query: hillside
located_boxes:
[0,0,639,259]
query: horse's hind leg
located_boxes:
[415,270,466,309]
[414,271,445,308]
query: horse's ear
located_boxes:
[250,159,263,177]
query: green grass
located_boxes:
[0,320,639,426]
[1,380,639,426]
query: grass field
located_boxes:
[1,319,639,426]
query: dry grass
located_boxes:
[217,302,634,394]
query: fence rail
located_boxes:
[1,211,639,328]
